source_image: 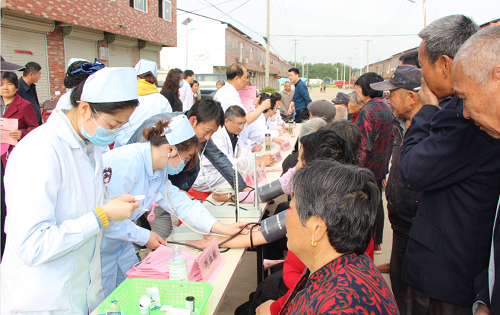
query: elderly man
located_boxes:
[452,25,500,315]
[370,65,428,314]
[280,81,294,121]
[208,80,225,99]
[333,106,348,121]
[399,15,500,314]
[308,100,336,123]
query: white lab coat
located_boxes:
[114,92,172,148]
[1,111,105,314]
[267,111,285,130]
[192,126,249,192]
[100,142,218,296]
[179,80,194,111]
[54,89,73,111]
[214,82,247,113]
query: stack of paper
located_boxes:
[126,245,202,282]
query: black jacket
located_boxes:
[127,112,247,192]
[385,118,421,234]
[399,96,500,306]
[161,89,183,112]
[17,77,42,125]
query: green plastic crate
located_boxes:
[96,278,213,314]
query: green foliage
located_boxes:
[287,62,354,81]
[259,86,276,94]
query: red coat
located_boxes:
[1,93,39,166]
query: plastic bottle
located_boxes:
[168,245,188,281]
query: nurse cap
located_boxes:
[134,59,158,77]
[162,115,196,146]
[81,67,138,103]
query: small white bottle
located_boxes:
[168,245,188,281]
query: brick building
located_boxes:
[1,0,177,104]
[161,10,292,91]
[350,47,418,82]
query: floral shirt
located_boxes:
[279,253,399,315]
[356,97,393,180]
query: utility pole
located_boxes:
[302,56,305,77]
[365,40,371,73]
[423,0,426,28]
[181,17,193,69]
[265,0,270,87]
[336,68,339,81]
[348,57,353,87]
[292,39,299,67]
[342,63,346,89]
[305,64,309,79]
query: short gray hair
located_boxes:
[293,160,379,254]
[216,80,225,86]
[349,92,362,107]
[299,117,327,138]
[418,14,479,65]
[333,105,348,121]
[308,101,337,123]
[455,25,500,86]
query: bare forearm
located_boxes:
[247,107,266,124]
[219,230,267,248]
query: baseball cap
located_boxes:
[1,56,24,71]
[370,65,422,91]
[331,92,349,106]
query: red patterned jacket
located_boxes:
[278,253,399,315]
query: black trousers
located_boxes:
[390,229,429,315]
[234,271,288,315]
[294,109,309,123]
[374,179,385,245]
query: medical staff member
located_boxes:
[114,59,172,148]
[100,115,248,296]
[55,58,105,111]
[1,67,140,314]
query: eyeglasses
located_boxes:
[173,146,191,163]
[229,119,247,129]
[91,107,132,134]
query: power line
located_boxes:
[177,0,236,15]
[376,0,410,35]
[272,34,418,37]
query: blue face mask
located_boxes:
[179,80,185,88]
[80,115,119,147]
[165,158,185,176]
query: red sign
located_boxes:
[15,50,33,55]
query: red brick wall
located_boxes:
[46,27,66,99]
[225,28,292,77]
[5,0,177,47]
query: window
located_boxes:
[227,34,232,54]
[246,45,249,59]
[240,42,244,59]
[234,38,239,56]
[160,0,171,21]
[130,0,147,12]
[250,47,253,61]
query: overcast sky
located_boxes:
[176,0,498,68]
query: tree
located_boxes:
[287,62,352,82]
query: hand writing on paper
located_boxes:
[8,130,22,141]
[145,231,168,250]
[252,144,263,152]
[256,300,274,315]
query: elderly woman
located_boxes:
[355,72,393,254]
[347,91,363,123]
[280,160,398,315]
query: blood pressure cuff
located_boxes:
[261,210,288,244]
[257,180,284,202]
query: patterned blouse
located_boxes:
[279,253,399,315]
[356,97,393,180]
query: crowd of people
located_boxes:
[0,12,499,315]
